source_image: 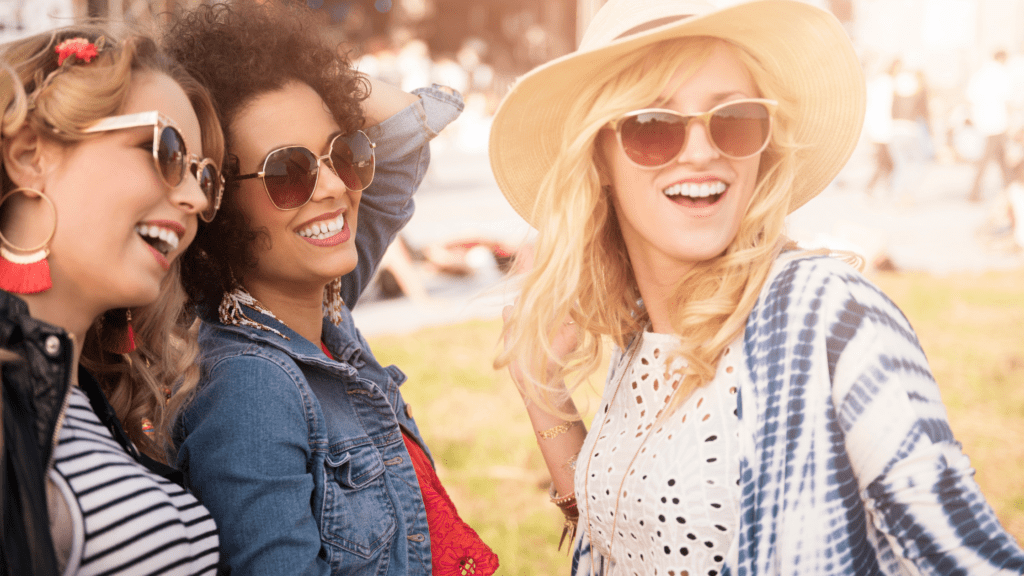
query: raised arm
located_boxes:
[340,80,463,307]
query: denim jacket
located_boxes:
[176,87,463,576]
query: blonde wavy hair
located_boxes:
[0,26,224,462]
[497,38,813,418]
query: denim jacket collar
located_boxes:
[203,302,365,379]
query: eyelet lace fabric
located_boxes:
[576,331,741,576]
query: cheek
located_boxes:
[734,156,762,199]
[233,184,277,227]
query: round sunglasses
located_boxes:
[229,131,376,211]
[608,98,778,168]
[83,110,223,222]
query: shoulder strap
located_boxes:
[75,367,184,486]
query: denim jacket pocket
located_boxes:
[321,443,398,559]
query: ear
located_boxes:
[3,125,51,190]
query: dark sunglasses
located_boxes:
[229,131,376,211]
[608,98,778,168]
[83,110,223,222]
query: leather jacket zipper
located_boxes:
[47,332,75,470]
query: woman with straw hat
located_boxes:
[492,1,1024,575]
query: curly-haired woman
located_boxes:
[492,0,1024,575]
[1,27,223,575]
[161,2,496,575]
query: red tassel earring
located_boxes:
[103,308,136,355]
[0,188,56,294]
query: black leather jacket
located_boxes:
[1,290,72,576]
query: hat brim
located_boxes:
[488,0,865,227]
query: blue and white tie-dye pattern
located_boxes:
[573,254,1024,576]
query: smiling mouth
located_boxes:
[297,214,345,240]
[663,181,728,205]
[135,223,180,256]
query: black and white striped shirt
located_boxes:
[49,387,219,575]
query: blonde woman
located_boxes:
[492,1,1024,575]
[1,28,223,574]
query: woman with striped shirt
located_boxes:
[1,26,223,575]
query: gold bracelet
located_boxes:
[550,490,576,506]
[548,484,579,551]
[536,420,578,439]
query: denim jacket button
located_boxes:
[407,533,426,542]
[44,335,61,357]
[405,404,413,418]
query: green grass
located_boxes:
[368,267,1024,574]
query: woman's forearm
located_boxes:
[361,76,419,127]
[523,392,587,499]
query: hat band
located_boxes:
[615,15,692,40]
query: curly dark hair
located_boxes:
[163,0,370,312]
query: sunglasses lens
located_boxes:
[263,148,319,209]
[157,126,186,186]
[329,132,375,191]
[196,164,215,198]
[619,111,688,167]
[708,101,771,158]
[196,162,220,210]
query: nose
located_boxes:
[676,120,720,165]
[170,168,211,216]
[309,155,348,203]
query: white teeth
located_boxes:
[297,215,345,240]
[134,224,181,254]
[663,181,728,198]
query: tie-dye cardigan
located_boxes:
[573,254,1024,576]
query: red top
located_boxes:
[321,343,498,575]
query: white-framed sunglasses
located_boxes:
[83,110,223,222]
[607,98,778,167]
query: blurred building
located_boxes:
[0,0,183,43]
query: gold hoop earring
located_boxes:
[0,187,57,294]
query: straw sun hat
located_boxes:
[488,0,865,227]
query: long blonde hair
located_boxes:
[497,38,804,417]
[0,27,224,461]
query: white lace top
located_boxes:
[575,330,741,576]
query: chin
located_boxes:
[112,285,162,311]
[332,253,359,278]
